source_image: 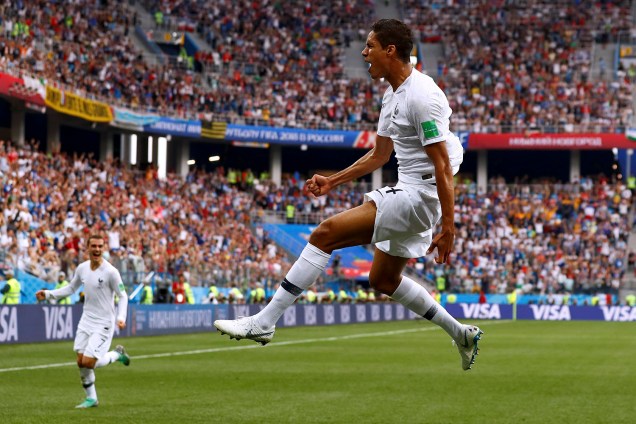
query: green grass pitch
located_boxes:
[1,320,634,424]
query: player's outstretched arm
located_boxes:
[37,278,78,302]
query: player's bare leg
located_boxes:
[371,250,483,370]
[214,203,376,344]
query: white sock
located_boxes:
[254,243,330,329]
[391,276,463,341]
[95,351,119,368]
[79,367,97,400]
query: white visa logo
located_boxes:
[601,306,636,322]
[530,305,571,321]
[0,307,18,342]
[459,304,501,320]
[43,306,74,339]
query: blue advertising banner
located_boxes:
[143,116,202,138]
[446,303,636,322]
[2,304,634,344]
[129,304,219,337]
[224,124,376,148]
[112,107,160,131]
[457,131,469,149]
[0,305,82,344]
[0,303,416,344]
[516,304,636,321]
[225,303,416,328]
[446,303,513,320]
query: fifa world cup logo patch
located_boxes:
[421,120,440,140]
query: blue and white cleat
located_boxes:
[453,325,484,370]
[75,398,99,409]
[214,316,275,346]
[115,345,130,366]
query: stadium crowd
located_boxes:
[0,0,383,129]
[0,139,632,304]
[0,138,294,299]
[0,0,633,131]
[415,176,631,297]
[402,0,634,132]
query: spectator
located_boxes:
[54,271,71,305]
[0,268,20,304]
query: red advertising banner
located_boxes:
[0,72,46,106]
[469,133,633,150]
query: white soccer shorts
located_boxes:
[364,181,440,258]
[73,319,115,359]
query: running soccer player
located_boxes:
[214,19,483,370]
[36,234,131,408]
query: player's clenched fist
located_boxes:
[305,174,332,197]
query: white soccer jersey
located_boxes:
[377,69,463,184]
[47,259,128,326]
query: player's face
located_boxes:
[88,238,104,261]
[362,31,388,80]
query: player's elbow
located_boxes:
[372,152,391,166]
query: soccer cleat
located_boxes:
[115,345,130,366]
[214,316,275,346]
[452,325,484,371]
[75,398,99,409]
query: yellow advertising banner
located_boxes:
[45,86,113,123]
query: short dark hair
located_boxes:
[371,19,413,63]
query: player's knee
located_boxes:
[369,275,400,296]
[368,277,389,294]
[79,357,96,369]
[308,221,334,252]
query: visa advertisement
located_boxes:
[2,304,634,344]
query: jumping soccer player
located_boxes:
[214,19,483,370]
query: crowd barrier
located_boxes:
[1,303,634,344]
